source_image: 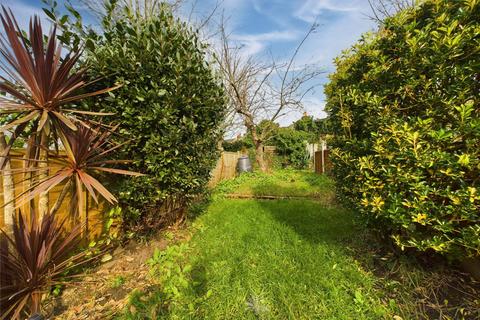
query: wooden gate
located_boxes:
[314,149,331,174]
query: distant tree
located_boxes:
[314,118,332,137]
[293,115,331,143]
[272,127,310,169]
[222,134,254,152]
[216,20,322,172]
[256,120,280,144]
[293,114,317,132]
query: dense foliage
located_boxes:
[223,119,312,169]
[293,115,331,142]
[272,127,310,169]
[325,0,480,258]
[222,137,253,152]
[83,6,226,231]
[0,9,140,318]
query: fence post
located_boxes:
[321,145,325,174]
[220,152,225,180]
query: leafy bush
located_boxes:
[222,138,253,152]
[147,243,193,305]
[325,0,480,258]
[122,242,206,318]
[293,115,331,142]
[81,5,226,232]
[272,127,310,169]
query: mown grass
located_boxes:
[214,169,334,199]
[118,170,480,320]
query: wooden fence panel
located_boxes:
[314,149,331,174]
[314,151,322,174]
[0,150,104,238]
[1,150,250,233]
[209,151,244,186]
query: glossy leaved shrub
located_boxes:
[325,0,480,258]
[84,6,226,232]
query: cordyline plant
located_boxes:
[0,6,119,217]
[0,211,97,320]
[0,124,142,318]
[14,123,144,217]
[0,6,141,320]
[0,6,118,153]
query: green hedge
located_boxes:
[293,115,331,143]
[83,6,226,232]
[222,138,253,152]
[272,127,310,169]
[325,0,480,258]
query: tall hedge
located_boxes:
[84,6,226,231]
[272,128,310,169]
[325,0,480,258]
[293,115,331,142]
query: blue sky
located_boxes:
[2,0,378,125]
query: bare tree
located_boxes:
[367,0,416,22]
[216,21,322,172]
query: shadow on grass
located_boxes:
[121,174,480,320]
[191,264,208,297]
[246,179,480,320]
[250,178,357,246]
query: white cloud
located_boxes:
[302,96,328,119]
[276,97,327,127]
[232,30,299,42]
[232,30,300,56]
[295,0,359,23]
[249,0,300,29]
[290,3,377,70]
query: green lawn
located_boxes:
[214,169,335,200]
[160,200,392,319]
[118,170,469,319]
[119,170,400,319]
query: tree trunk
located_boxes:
[255,141,268,172]
[247,123,268,173]
[0,133,15,235]
[38,131,49,218]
